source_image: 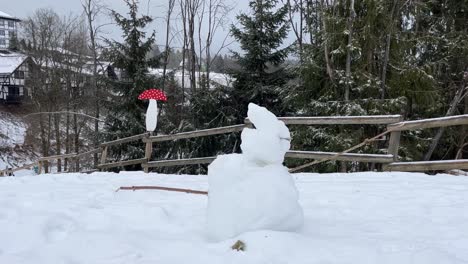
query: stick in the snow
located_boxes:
[116,185,208,195]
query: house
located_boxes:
[0,50,29,104]
[0,11,20,49]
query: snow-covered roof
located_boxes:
[0,51,28,75]
[0,10,20,21]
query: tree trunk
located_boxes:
[344,0,355,101]
[39,113,49,173]
[320,0,334,82]
[162,0,175,89]
[73,112,80,171]
[54,113,62,172]
[380,0,398,100]
[65,111,70,171]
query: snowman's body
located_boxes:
[206,103,304,241]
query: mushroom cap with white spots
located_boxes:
[138,89,167,101]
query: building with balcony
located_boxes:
[0,11,20,50]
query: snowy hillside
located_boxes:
[0,111,27,147]
[0,111,37,171]
[1,172,467,264]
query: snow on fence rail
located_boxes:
[2,114,468,176]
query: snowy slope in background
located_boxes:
[0,111,37,171]
[0,111,27,147]
[1,172,467,264]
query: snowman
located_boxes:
[206,103,304,241]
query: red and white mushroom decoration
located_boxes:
[138,89,167,132]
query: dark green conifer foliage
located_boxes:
[103,0,159,163]
[230,0,291,119]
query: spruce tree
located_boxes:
[230,0,291,118]
[103,0,158,162]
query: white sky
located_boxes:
[2,0,284,55]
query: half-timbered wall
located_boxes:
[0,61,28,103]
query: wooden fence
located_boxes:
[1,114,468,176]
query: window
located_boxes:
[0,19,4,27]
[14,71,25,79]
[0,30,4,36]
[8,86,19,96]
[8,21,14,28]
[0,39,5,46]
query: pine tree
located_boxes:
[103,0,158,162]
[230,0,291,119]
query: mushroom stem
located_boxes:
[146,99,158,132]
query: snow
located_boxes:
[0,11,15,19]
[0,112,37,172]
[0,171,468,264]
[207,103,303,241]
[241,103,291,165]
[0,111,27,147]
[0,52,28,75]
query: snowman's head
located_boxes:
[241,103,290,166]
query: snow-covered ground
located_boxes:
[1,171,467,264]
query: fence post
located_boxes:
[100,146,108,171]
[38,161,43,174]
[144,133,152,173]
[383,116,403,171]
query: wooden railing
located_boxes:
[141,115,403,171]
[384,115,468,171]
[2,114,468,176]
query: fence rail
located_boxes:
[2,114,468,176]
[246,115,403,125]
[143,124,246,143]
[387,114,468,131]
[386,160,468,171]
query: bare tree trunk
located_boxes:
[54,113,62,172]
[65,110,70,171]
[380,0,398,100]
[320,0,334,82]
[198,0,205,85]
[284,0,303,59]
[344,0,355,101]
[83,0,103,168]
[162,0,176,89]
[179,0,188,92]
[424,80,467,160]
[205,0,231,89]
[189,8,197,93]
[73,112,80,172]
[39,113,49,173]
[186,0,201,93]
